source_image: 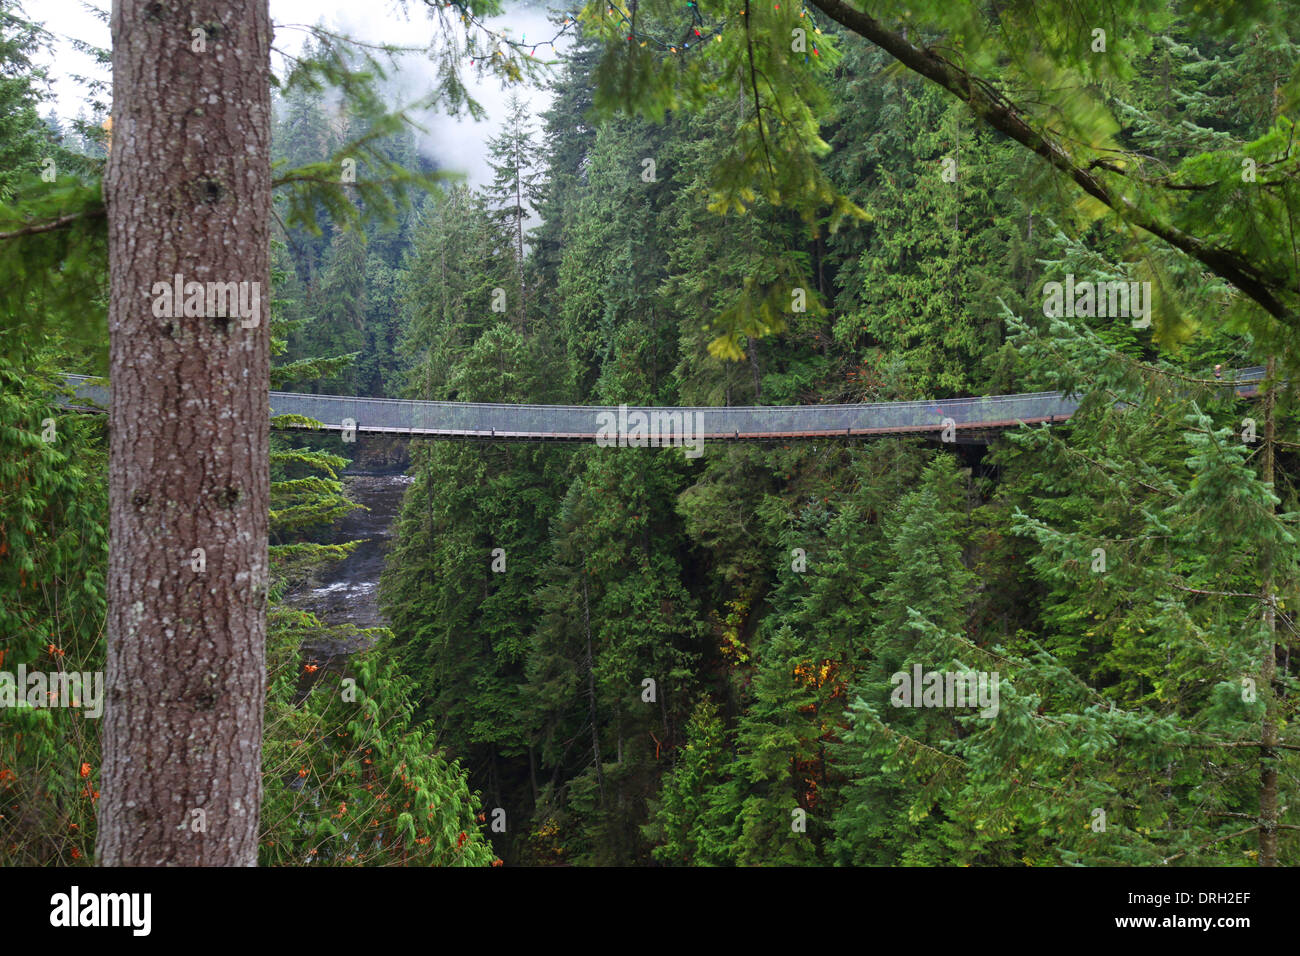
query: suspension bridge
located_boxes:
[59,369,1266,445]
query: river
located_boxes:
[284,436,411,655]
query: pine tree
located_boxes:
[380,324,564,861]
[398,186,511,401]
[305,225,368,394]
[831,452,982,865]
[644,697,741,865]
[484,93,544,332]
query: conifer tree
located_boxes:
[484,93,544,332]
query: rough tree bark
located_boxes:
[98,0,272,866]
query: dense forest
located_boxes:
[2,0,1299,869]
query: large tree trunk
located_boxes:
[98,0,272,866]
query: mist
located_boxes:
[35,0,569,190]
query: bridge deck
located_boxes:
[59,370,1265,444]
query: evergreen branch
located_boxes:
[806,0,1298,327]
[1169,583,1269,600]
[1081,149,1300,193]
[874,720,968,771]
[274,24,425,55]
[1093,384,1283,478]
[742,0,776,183]
[1132,362,1275,389]
[1200,740,1300,753]
[1015,314,1204,394]
[1202,817,1300,834]
[1161,824,1258,864]
[0,206,104,240]
[272,173,362,188]
[421,0,576,61]
[1047,437,1178,498]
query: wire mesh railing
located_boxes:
[58,367,1267,442]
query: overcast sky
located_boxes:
[29,0,568,188]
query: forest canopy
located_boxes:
[0,0,1297,869]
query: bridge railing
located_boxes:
[59,367,1268,439]
[254,389,1083,436]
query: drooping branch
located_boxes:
[807,0,1296,327]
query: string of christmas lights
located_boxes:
[434,1,581,65]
